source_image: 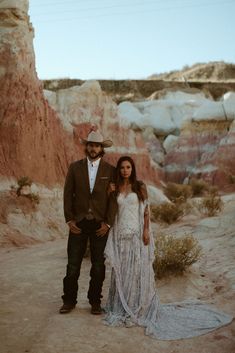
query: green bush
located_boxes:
[153,233,202,279]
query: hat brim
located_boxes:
[81,138,113,148]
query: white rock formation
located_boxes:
[118,91,235,137]
[222,92,235,120]
[44,81,117,133]
[147,185,169,205]
[163,134,179,153]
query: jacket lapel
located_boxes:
[81,158,90,193]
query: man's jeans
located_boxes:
[62,218,108,306]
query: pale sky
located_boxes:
[29,0,235,80]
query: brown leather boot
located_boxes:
[59,303,75,314]
[91,303,102,315]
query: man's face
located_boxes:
[86,142,103,160]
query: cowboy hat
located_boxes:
[81,131,113,148]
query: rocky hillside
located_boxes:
[43,79,235,102]
[148,61,235,81]
[43,62,235,102]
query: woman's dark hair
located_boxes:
[115,156,145,201]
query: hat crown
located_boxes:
[81,129,113,148]
[87,131,104,143]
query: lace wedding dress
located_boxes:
[104,192,233,340]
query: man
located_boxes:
[60,130,116,315]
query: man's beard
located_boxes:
[86,150,103,160]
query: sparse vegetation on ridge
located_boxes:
[16,177,40,204]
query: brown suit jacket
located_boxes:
[63,158,117,226]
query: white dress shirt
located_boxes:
[87,157,101,193]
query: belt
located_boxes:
[85,213,95,220]
[85,209,95,220]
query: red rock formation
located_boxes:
[0,1,161,187]
[164,120,235,190]
[44,81,162,186]
[201,121,235,191]
[0,1,80,185]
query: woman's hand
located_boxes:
[108,182,116,195]
[143,229,150,245]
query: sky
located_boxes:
[29,0,235,80]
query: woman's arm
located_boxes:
[140,182,150,245]
[143,207,150,245]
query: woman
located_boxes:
[104,156,232,340]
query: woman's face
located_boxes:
[120,160,132,179]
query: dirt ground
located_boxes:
[0,233,234,353]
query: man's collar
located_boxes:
[87,157,101,167]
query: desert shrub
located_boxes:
[153,233,202,279]
[27,193,40,204]
[228,174,235,184]
[16,177,39,204]
[189,178,209,196]
[164,182,192,203]
[199,191,223,217]
[17,176,32,188]
[182,64,190,71]
[17,176,32,196]
[207,186,219,195]
[151,202,188,224]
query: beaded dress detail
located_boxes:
[104,192,232,340]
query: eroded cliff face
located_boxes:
[0,1,161,187]
[0,1,234,191]
[115,90,235,190]
[209,120,235,189]
[0,0,80,185]
[165,120,235,187]
[44,81,162,185]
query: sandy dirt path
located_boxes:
[0,238,234,353]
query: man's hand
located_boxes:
[143,229,150,245]
[67,220,81,235]
[96,222,109,237]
